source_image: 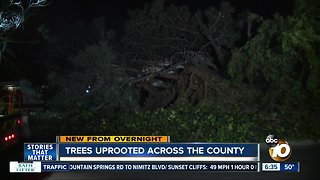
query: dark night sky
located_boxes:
[37,0,294,30]
[1,0,295,85]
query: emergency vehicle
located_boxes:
[0,83,30,150]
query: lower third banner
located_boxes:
[40,162,259,172]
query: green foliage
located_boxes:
[281,16,320,102]
[47,40,139,112]
[29,103,319,143]
[114,104,317,142]
[29,109,101,142]
[229,16,287,85]
[228,14,320,111]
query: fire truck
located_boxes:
[0,83,30,150]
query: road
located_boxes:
[2,140,319,180]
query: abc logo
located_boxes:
[265,135,291,162]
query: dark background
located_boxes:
[1,0,294,85]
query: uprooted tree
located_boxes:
[31,0,320,141]
[119,0,248,110]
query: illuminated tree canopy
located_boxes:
[0,0,48,64]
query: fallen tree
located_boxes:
[129,54,244,111]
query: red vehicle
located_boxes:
[0,83,30,150]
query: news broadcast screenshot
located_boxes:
[1,0,319,179]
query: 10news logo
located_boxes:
[265,135,291,162]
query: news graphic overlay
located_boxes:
[58,136,170,143]
[58,143,259,162]
[262,135,300,172]
[39,162,259,172]
[265,135,291,162]
[11,135,260,173]
[24,143,57,161]
[261,162,300,172]
[10,162,42,173]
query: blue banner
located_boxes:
[40,162,259,172]
[280,162,300,172]
[59,143,258,157]
[24,143,57,161]
[42,162,70,172]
